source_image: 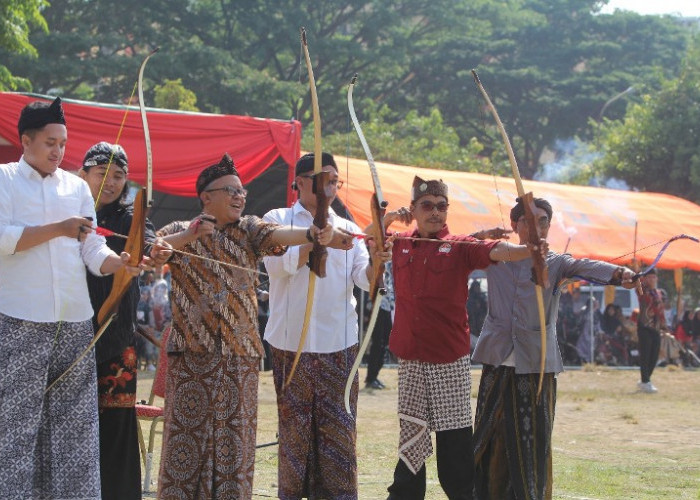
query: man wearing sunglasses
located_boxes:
[383,176,546,500]
[262,151,390,500]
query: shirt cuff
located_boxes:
[86,245,116,276]
[0,225,25,255]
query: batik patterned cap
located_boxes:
[196,153,240,195]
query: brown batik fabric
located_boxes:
[157,215,284,357]
[396,355,472,474]
[157,350,259,499]
[473,364,556,500]
[270,346,359,500]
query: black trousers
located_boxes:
[366,308,392,383]
[638,325,661,383]
[387,427,474,500]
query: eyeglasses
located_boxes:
[205,186,248,197]
[418,200,449,212]
[517,216,550,228]
[299,175,344,189]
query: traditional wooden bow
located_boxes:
[284,28,332,388]
[46,50,157,393]
[472,70,550,402]
[343,74,388,414]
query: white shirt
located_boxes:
[263,201,371,353]
[0,158,114,322]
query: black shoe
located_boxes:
[366,379,384,390]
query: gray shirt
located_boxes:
[472,252,618,374]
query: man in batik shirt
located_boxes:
[156,153,351,499]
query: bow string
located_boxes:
[472,69,549,402]
[284,28,331,388]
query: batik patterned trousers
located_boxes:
[0,313,100,500]
[157,350,259,499]
[270,345,359,500]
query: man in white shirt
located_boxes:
[263,152,388,499]
[0,97,140,500]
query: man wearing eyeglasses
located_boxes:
[154,153,353,499]
[471,197,638,500]
[262,151,389,500]
[383,176,546,500]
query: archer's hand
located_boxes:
[620,268,641,292]
[188,214,216,240]
[525,238,549,258]
[325,227,355,250]
[119,252,142,277]
[150,237,173,266]
[366,237,392,264]
[384,207,413,227]
[62,216,94,242]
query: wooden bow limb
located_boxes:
[45,313,116,393]
[343,74,389,413]
[138,47,159,208]
[97,188,147,324]
[472,70,549,402]
[284,28,326,389]
[344,288,386,414]
[136,324,162,349]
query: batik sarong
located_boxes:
[270,345,359,500]
[157,350,259,500]
[0,313,100,500]
[473,364,556,500]
[97,345,141,500]
[397,355,472,474]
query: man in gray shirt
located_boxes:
[472,197,637,500]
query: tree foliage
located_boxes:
[595,40,700,205]
[322,104,495,173]
[154,79,199,111]
[0,0,47,90]
[0,0,695,180]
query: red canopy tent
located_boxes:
[0,92,301,208]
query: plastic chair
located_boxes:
[135,325,170,492]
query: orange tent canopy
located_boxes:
[333,156,700,272]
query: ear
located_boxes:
[20,134,31,149]
[78,169,87,180]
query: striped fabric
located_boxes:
[473,365,556,500]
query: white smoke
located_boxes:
[535,138,631,191]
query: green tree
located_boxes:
[0,0,47,90]
[321,103,494,173]
[594,40,700,205]
[154,78,199,111]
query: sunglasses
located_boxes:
[299,175,344,189]
[418,200,449,212]
[205,186,248,198]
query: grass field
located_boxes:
[138,365,700,499]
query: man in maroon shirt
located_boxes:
[384,176,545,500]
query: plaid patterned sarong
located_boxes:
[397,355,472,473]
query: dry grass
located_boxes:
[138,366,700,499]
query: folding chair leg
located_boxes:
[143,453,154,492]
